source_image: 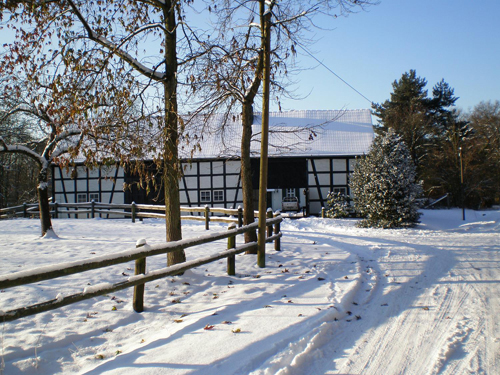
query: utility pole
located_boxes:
[257,1,272,268]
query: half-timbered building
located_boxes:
[52,109,374,215]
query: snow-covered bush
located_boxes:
[326,192,350,218]
[350,130,422,228]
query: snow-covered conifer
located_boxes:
[326,192,350,218]
[350,129,422,228]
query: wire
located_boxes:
[293,41,373,105]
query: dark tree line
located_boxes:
[373,70,500,208]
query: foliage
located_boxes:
[372,71,500,208]
[372,70,458,177]
[0,0,209,255]
[350,130,422,228]
[325,191,350,218]
[0,112,39,208]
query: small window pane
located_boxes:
[89,193,99,202]
[77,193,87,203]
[213,190,224,202]
[200,191,211,202]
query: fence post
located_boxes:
[91,200,95,219]
[321,207,325,218]
[23,203,27,218]
[237,205,243,227]
[133,239,147,313]
[54,202,58,219]
[227,223,236,276]
[266,208,273,238]
[204,205,210,230]
[131,201,136,223]
[274,211,281,251]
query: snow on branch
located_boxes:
[0,136,46,167]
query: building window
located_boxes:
[285,188,296,198]
[77,193,87,203]
[200,191,211,202]
[213,190,224,202]
[333,187,347,195]
[89,193,100,202]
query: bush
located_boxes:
[350,130,422,228]
[326,192,350,218]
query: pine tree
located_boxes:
[350,130,422,228]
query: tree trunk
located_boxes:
[257,1,272,268]
[37,167,53,237]
[241,101,257,248]
[163,1,185,266]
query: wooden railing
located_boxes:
[0,202,262,229]
[0,214,282,322]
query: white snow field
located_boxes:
[1,208,499,375]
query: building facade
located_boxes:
[52,109,374,215]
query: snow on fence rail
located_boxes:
[0,214,282,322]
[0,202,259,229]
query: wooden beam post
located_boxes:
[133,239,147,312]
[237,205,243,228]
[266,208,273,238]
[274,211,281,251]
[227,223,236,276]
[204,205,210,230]
[131,201,136,223]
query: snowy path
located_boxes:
[1,209,499,374]
[254,213,500,375]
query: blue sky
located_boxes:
[276,0,500,113]
[2,1,498,115]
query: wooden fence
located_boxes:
[0,214,282,322]
[0,201,262,230]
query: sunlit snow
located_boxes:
[1,208,499,374]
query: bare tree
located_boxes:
[187,0,377,246]
[1,1,211,264]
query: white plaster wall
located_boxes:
[212,161,224,173]
[226,175,239,188]
[213,176,224,188]
[332,159,347,172]
[88,168,99,178]
[199,176,210,188]
[312,159,329,171]
[88,179,99,191]
[333,173,347,185]
[183,176,198,189]
[225,161,240,174]
[198,162,211,174]
[183,163,197,175]
[77,179,87,192]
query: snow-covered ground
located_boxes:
[1,208,499,375]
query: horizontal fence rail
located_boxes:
[0,201,251,229]
[0,215,282,322]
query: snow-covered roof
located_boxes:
[180,109,374,159]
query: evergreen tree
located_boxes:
[372,70,459,179]
[372,70,430,170]
[326,191,350,218]
[350,130,422,228]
